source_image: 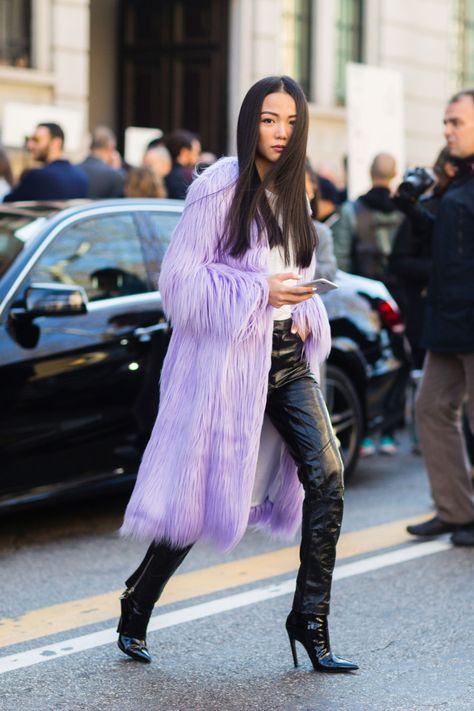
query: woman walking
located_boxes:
[117,75,357,674]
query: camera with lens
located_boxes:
[397,166,434,202]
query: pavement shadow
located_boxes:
[0,490,131,550]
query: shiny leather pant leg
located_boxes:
[125,541,193,614]
[266,364,344,617]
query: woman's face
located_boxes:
[255,91,297,178]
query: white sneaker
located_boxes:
[360,437,376,457]
[379,436,398,455]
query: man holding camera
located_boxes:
[407,89,474,546]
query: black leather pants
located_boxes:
[124,319,343,625]
[267,319,344,616]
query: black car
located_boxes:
[322,270,409,478]
[0,199,409,511]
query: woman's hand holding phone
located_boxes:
[299,278,338,294]
[266,273,314,308]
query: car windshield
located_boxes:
[0,215,46,280]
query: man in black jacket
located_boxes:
[407,89,474,546]
[4,123,88,201]
[390,148,457,369]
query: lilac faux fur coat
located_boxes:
[121,157,331,551]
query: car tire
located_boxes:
[325,364,364,482]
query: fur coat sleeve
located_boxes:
[159,159,270,341]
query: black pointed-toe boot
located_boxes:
[286,612,358,673]
[116,541,193,663]
[117,589,153,663]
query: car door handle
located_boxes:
[134,322,170,341]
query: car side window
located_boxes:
[147,211,181,249]
[29,213,149,301]
[142,211,182,287]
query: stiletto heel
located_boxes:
[285,612,358,673]
[287,630,299,667]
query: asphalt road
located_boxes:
[0,431,473,711]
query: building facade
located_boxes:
[0,0,472,180]
[0,0,89,147]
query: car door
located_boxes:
[0,206,175,502]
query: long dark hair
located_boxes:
[223,76,317,267]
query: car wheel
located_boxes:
[325,364,364,482]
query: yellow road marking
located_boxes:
[0,513,428,649]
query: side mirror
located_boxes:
[24,283,88,317]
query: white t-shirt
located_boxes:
[267,245,299,320]
[265,190,300,320]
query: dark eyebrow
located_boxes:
[260,111,297,118]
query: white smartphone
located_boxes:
[300,278,338,294]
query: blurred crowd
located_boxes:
[0,124,216,204]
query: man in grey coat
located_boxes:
[79,126,124,199]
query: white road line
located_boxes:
[0,539,451,675]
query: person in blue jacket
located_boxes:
[4,122,88,202]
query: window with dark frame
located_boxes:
[0,0,31,68]
[29,214,150,302]
[281,0,313,100]
[457,0,474,86]
[335,0,364,105]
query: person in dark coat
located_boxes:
[305,160,337,281]
[316,175,340,229]
[390,148,457,368]
[163,130,201,199]
[4,123,88,202]
[406,89,474,547]
[78,126,124,199]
